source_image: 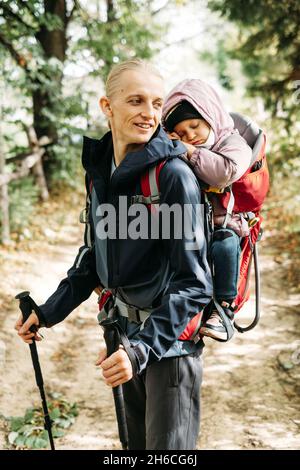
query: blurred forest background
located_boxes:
[0,0,299,251]
[0,0,299,451]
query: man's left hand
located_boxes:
[95,346,133,387]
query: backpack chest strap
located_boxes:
[222,186,235,228]
[131,193,160,204]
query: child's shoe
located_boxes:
[199,301,235,341]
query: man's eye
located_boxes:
[129,99,140,105]
[154,102,163,109]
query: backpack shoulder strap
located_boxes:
[137,160,167,213]
[79,173,94,248]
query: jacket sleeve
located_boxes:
[38,174,101,327]
[189,135,252,188]
[129,159,213,374]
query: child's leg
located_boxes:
[199,228,241,341]
[210,227,241,302]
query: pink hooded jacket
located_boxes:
[162,79,252,237]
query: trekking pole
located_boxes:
[99,313,128,450]
[15,291,55,451]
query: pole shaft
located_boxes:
[103,323,128,450]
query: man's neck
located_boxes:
[112,139,145,167]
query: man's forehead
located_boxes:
[121,88,164,99]
[117,71,164,98]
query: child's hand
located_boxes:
[167,131,180,140]
[181,142,196,159]
[166,132,196,159]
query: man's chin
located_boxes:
[131,129,156,144]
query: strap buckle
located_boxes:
[131,194,160,205]
[79,208,88,224]
[127,306,141,323]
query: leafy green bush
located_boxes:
[6,392,78,449]
[5,176,40,234]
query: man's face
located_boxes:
[106,70,164,148]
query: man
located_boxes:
[15,59,213,450]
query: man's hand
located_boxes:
[94,285,103,296]
[15,313,42,344]
[95,346,133,387]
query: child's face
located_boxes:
[173,118,211,145]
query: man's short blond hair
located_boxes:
[105,59,163,99]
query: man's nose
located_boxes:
[140,102,155,119]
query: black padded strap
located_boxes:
[213,296,234,342]
[116,323,139,376]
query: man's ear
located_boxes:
[99,96,113,118]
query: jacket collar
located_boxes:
[81,125,186,192]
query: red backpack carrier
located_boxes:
[140,113,270,341]
[218,113,269,316]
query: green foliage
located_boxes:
[47,139,83,186]
[205,0,300,179]
[6,392,78,450]
[71,0,162,80]
[208,0,300,116]
[199,39,234,91]
[0,0,166,187]
[265,117,300,179]
[5,176,40,233]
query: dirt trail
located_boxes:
[0,199,299,450]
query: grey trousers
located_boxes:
[122,350,203,450]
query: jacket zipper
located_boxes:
[107,190,120,285]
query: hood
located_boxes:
[82,125,187,191]
[162,79,236,146]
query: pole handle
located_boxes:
[15,291,38,333]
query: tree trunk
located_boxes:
[33,0,68,178]
[0,119,10,244]
[26,127,50,202]
[107,0,116,22]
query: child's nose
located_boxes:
[186,130,195,142]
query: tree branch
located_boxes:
[0,32,28,69]
[0,149,45,187]
[5,136,52,164]
[151,0,170,16]
[160,31,203,51]
[18,0,37,16]
[0,2,33,31]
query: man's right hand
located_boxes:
[15,313,42,344]
[94,285,103,296]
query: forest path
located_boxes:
[0,193,299,450]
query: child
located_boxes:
[162,79,252,341]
